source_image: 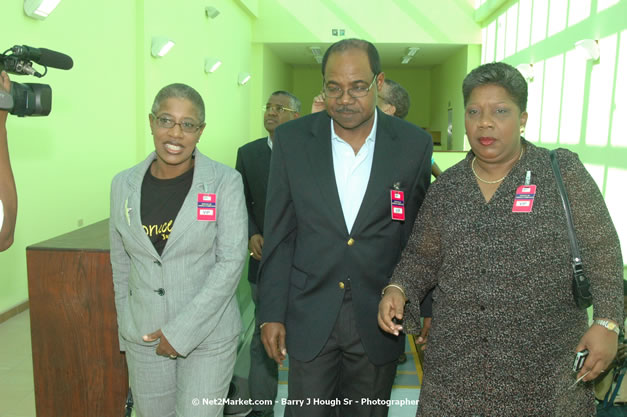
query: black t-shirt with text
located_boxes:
[140,164,194,255]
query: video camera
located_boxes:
[0,45,73,117]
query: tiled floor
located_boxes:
[0,311,35,417]
[0,310,420,417]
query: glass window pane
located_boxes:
[486,20,496,63]
[531,0,549,45]
[496,14,507,61]
[517,0,532,51]
[559,49,586,144]
[597,0,620,13]
[525,60,545,143]
[505,4,518,58]
[585,34,617,147]
[540,54,564,144]
[568,0,591,27]
[605,167,627,264]
[610,30,627,147]
[548,0,568,37]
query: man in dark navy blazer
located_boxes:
[235,90,300,417]
[258,39,432,417]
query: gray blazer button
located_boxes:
[155,288,165,296]
[154,260,162,266]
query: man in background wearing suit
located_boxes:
[235,91,300,417]
[258,39,433,417]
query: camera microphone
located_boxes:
[11,45,73,71]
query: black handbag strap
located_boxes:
[549,150,585,282]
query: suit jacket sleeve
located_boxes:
[161,171,248,356]
[390,180,443,334]
[236,147,261,239]
[109,174,131,352]
[257,131,296,324]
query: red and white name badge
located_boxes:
[390,190,405,221]
[512,185,536,213]
[197,193,217,221]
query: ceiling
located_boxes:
[264,42,470,68]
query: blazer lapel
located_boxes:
[351,110,401,234]
[162,152,215,253]
[124,154,161,258]
[306,112,348,234]
[258,143,272,201]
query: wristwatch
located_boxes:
[593,319,620,335]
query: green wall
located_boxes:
[291,65,322,116]
[383,67,432,129]
[0,0,138,313]
[430,45,482,151]
[248,44,294,141]
[0,0,262,314]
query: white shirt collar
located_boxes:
[331,110,378,146]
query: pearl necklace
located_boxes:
[471,147,524,184]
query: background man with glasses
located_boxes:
[257,39,432,417]
[235,91,300,417]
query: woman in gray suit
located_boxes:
[109,83,248,417]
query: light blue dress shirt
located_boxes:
[331,111,378,233]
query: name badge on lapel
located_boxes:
[197,193,216,221]
[512,185,536,213]
[390,190,405,221]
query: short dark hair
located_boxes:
[151,83,205,122]
[462,62,528,112]
[321,38,381,78]
[382,79,411,119]
[270,90,301,113]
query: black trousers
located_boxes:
[286,286,397,417]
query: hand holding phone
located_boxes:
[573,349,589,372]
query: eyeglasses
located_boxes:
[323,74,378,99]
[263,104,297,114]
[151,114,203,133]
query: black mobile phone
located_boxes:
[573,349,589,372]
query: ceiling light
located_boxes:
[204,58,222,73]
[407,47,420,57]
[238,72,251,85]
[151,36,175,57]
[401,56,412,64]
[205,6,220,19]
[24,0,61,19]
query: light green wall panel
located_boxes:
[246,44,295,145]
[292,66,323,116]
[383,67,432,129]
[140,0,254,168]
[430,46,480,151]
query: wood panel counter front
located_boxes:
[26,219,128,417]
